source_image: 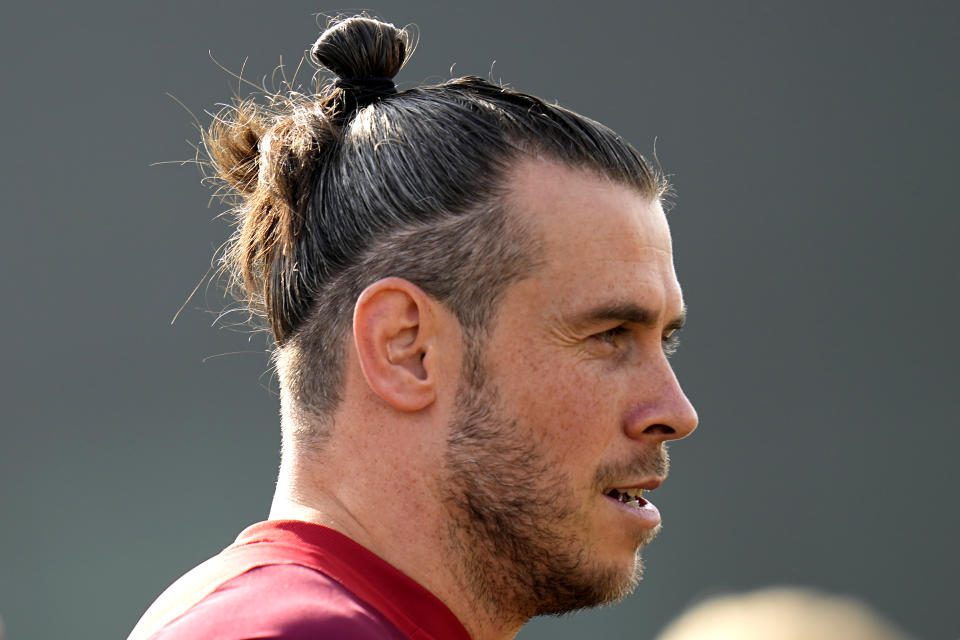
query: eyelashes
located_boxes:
[662,332,680,357]
[593,325,631,345]
[591,327,682,357]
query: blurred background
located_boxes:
[1,1,956,638]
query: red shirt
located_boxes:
[131,520,471,640]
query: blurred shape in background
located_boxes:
[655,587,915,640]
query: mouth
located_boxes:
[602,479,663,528]
[605,487,647,509]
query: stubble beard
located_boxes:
[442,346,667,621]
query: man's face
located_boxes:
[443,159,698,619]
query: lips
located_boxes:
[604,477,662,499]
[603,479,663,528]
[607,487,645,507]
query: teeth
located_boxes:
[608,488,645,504]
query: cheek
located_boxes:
[506,359,624,464]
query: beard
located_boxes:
[442,343,669,620]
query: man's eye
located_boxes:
[593,326,629,345]
[662,332,681,357]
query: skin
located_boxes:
[270,157,698,640]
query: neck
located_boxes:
[269,440,528,640]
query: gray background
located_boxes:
[1,1,956,639]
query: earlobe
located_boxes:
[353,278,437,412]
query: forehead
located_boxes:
[504,158,682,318]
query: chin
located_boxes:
[610,546,648,600]
[596,524,662,605]
[604,521,661,580]
[638,522,662,548]
[535,543,652,618]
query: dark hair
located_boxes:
[204,16,666,442]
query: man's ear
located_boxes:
[352,277,438,412]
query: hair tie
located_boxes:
[335,76,397,94]
[334,76,397,114]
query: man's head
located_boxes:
[206,16,665,443]
[205,14,696,631]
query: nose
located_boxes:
[623,359,698,443]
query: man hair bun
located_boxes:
[310,17,408,82]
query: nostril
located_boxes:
[642,424,675,435]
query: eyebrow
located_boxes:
[570,302,687,332]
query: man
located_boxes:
[130,15,697,640]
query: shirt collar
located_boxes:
[233,520,472,640]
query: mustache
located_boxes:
[594,444,670,488]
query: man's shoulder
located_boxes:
[130,521,468,640]
[147,563,407,640]
[129,520,413,640]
